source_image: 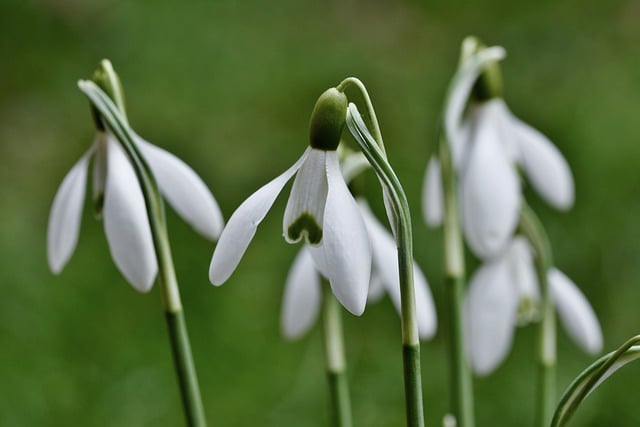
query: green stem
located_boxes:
[519,205,555,427]
[438,137,475,427]
[344,91,424,427]
[322,282,353,427]
[79,78,207,426]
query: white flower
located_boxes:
[47,130,224,292]
[422,45,574,258]
[209,146,372,315]
[209,88,372,316]
[464,237,603,375]
[280,198,436,340]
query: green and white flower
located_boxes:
[281,198,437,339]
[47,130,224,292]
[209,88,372,315]
[423,41,574,258]
[465,237,602,375]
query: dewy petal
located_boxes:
[47,151,91,274]
[281,247,322,339]
[460,103,521,258]
[135,136,224,240]
[422,156,444,227]
[209,148,310,285]
[509,114,575,210]
[103,135,158,292]
[465,254,520,375]
[316,152,371,315]
[549,268,603,354]
[359,199,436,339]
[283,148,328,245]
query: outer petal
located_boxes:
[549,268,603,354]
[47,152,91,274]
[209,148,309,285]
[136,136,224,240]
[359,199,436,339]
[422,156,444,227]
[312,152,371,315]
[460,103,521,258]
[465,255,520,375]
[103,135,158,292]
[509,115,575,210]
[281,247,322,339]
[283,148,328,245]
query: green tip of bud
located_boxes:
[460,36,504,101]
[309,88,347,151]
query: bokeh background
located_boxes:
[2,0,640,425]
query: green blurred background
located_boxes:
[2,0,640,425]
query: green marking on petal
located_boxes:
[287,212,323,244]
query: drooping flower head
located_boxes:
[209,88,372,315]
[465,237,602,375]
[280,151,437,339]
[47,60,224,292]
[423,37,575,259]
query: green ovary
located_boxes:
[288,212,323,245]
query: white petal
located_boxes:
[465,255,520,375]
[209,149,309,285]
[367,271,386,303]
[549,268,603,354]
[283,149,328,245]
[413,264,438,340]
[311,152,371,315]
[359,199,436,339]
[281,247,322,339]
[460,103,521,258]
[136,136,224,240]
[103,135,158,292]
[506,237,540,324]
[422,156,444,227]
[510,115,575,210]
[47,152,90,273]
[444,46,506,153]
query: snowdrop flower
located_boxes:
[465,237,602,375]
[47,130,224,292]
[209,88,372,315]
[423,40,574,258]
[281,198,436,339]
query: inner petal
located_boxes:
[283,148,328,245]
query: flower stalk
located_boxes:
[438,135,475,427]
[322,280,353,427]
[343,78,424,427]
[79,71,207,426]
[518,205,555,427]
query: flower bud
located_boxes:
[309,88,347,151]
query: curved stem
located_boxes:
[519,205,555,427]
[551,336,640,427]
[346,100,424,427]
[322,281,353,427]
[79,80,207,426]
[438,137,475,427]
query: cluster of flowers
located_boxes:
[47,39,602,381]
